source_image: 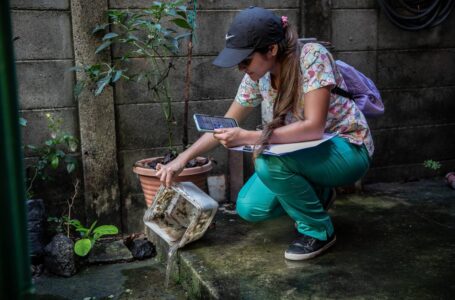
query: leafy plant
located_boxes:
[24,113,79,199]
[71,0,194,152]
[423,159,441,171]
[67,219,119,257]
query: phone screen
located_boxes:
[194,114,238,132]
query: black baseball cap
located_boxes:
[213,7,285,68]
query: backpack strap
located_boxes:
[331,86,353,99]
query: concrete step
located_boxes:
[149,178,455,299]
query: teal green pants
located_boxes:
[236,136,370,241]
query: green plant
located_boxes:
[67,219,119,256]
[24,113,78,199]
[423,159,441,171]
[71,0,194,152]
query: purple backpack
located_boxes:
[332,60,384,117]
[299,38,384,117]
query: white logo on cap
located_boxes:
[225,34,235,40]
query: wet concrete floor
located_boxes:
[34,258,187,300]
[177,178,455,299]
[35,178,455,299]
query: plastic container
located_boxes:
[143,182,218,248]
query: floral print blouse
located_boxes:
[234,42,374,157]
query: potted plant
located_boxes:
[72,0,212,206]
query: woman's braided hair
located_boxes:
[253,23,302,159]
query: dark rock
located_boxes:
[27,199,46,257]
[88,239,133,264]
[31,264,44,278]
[44,233,76,277]
[129,239,156,260]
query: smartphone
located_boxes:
[193,114,239,133]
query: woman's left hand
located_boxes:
[213,127,250,148]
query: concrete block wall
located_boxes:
[304,0,455,182]
[11,0,86,220]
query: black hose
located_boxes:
[377,0,455,31]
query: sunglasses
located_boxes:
[238,54,254,68]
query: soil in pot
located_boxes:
[133,153,212,207]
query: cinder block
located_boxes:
[122,193,147,233]
[190,57,243,101]
[377,50,455,89]
[193,9,300,56]
[10,0,69,9]
[334,50,377,81]
[20,108,79,157]
[12,11,73,60]
[114,57,186,105]
[16,60,75,110]
[368,86,455,130]
[114,56,243,105]
[109,0,299,9]
[365,159,455,183]
[116,102,183,150]
[332,9,377,51]
[194,1,299,9]
[378,9,455,50]
[116,97,260,151]
[371,124,455,166]
[332,0,376,9]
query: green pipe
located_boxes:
[0,0,34,298]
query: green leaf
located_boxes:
[74,238,92,256]
[67,218,83,229]
[102,32,119,41]
[51,156,59,169]
[67,163,76,174]
[87,220,98,236]
[170,18,192,29]
[112,70,123,82]
[92,23,109,34]
[67,66,82,72]
[55,150,65,158]
[95,74,112,96]
[74,81,85,98]
[175,32,192,40]
[95,41,112,54]
[93,225,119,237]
[19,117,27,127]
[176,10,187,19]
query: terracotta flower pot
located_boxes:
[133,157,212,207]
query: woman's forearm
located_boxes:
[268,120,325,144]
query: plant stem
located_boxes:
[26,168,38,198]
[67,178,79,238]
[182,35,193,149]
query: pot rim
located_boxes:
[132,156,212,177]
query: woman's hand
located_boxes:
[213,127,256,148]
[155,157,186,188]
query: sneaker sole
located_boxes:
[284,235,337,261]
